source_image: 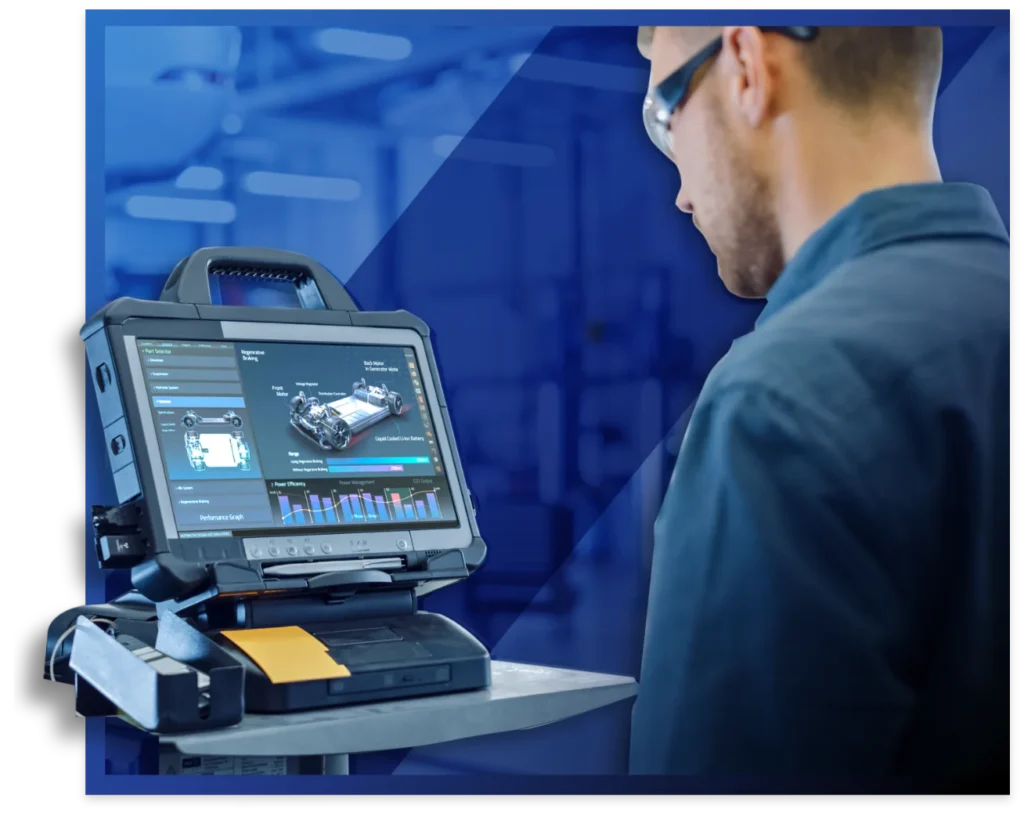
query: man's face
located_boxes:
[647,27,785,299]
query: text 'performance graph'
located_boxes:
[275,487,444,526]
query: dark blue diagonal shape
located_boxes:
[341,23,1010,775]
[343,24,760,659]
[344,24,1010,664]
[937,26,994,98]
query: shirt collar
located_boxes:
[757,182,1009,328]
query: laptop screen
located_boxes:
[136,338,460,537]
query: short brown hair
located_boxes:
[800,26,943,116]
[637,26,943,116]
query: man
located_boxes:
[630,26,1008,790]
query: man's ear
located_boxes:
[721,26,775,128]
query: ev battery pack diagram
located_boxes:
[185,430,252,472]
[289,378,404,450]
[181,405,253,472]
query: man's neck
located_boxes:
[773,113,942,261]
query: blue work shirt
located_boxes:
[629,183,1009,789]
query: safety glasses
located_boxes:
[643,26,819,161]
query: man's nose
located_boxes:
[676,187,694,214]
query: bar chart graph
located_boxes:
[383,486,442,523]
[273,485,447,526]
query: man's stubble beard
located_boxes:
[705,100,786,300]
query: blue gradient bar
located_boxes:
[341,497,353,522]
[295,508,306,525]
[330,464,405,473]
[324,497,338,523]
[326,457,430,466]
[278,495,291,524]
[363,493,375,519]
[152,396,246,408]
[426,492,440,519]
[375,496,388,521]
[404,504,414,519]
[310,495,325,524]
[415,500,427,519]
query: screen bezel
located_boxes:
[123,321,473,552]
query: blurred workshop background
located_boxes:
[91,21,1010,775]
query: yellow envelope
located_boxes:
[221,626,351,684]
